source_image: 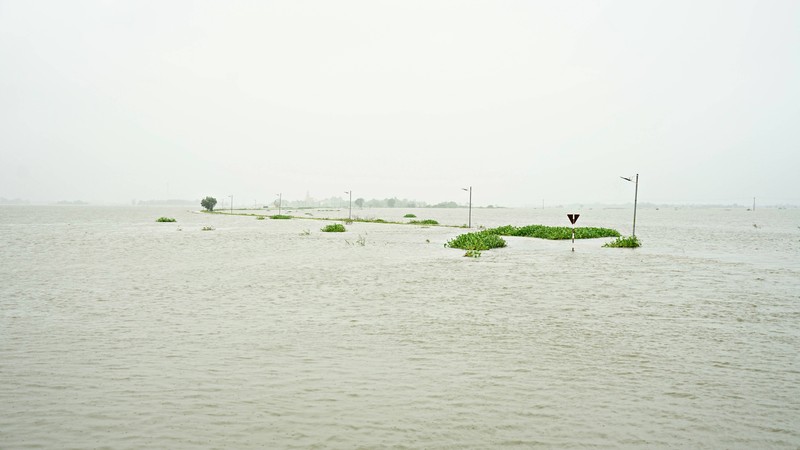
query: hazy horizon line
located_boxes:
[1,198,797,209]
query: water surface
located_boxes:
[2,205,799,448]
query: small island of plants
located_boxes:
[603,236,641,248]
[321,224,346,232]
[270,214,292,220]
[403,213,417,218]
[485,224,620,240]
[445,231,507,257]
[156,217,176,222]
[409,219,439,225]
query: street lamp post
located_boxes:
[276,193,282,215]
[461,186,472,228]
[344,191,352,220]
[620,174,639,237]
[229,195,233,214]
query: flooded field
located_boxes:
[2,205,799,448]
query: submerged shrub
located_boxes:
[603,235,641,248]
[404,213,417,218]
[351,217,388,224]
[256,216,266,220]
[345,234,367,246]
[445,231,507,251]
[409,219,439,225]
[156,217,176,222]
[270,214,292,219]
[321,224,346,232]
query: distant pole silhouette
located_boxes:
[277,193,282,215]
[229,195,233,214]
[344,191,352,220]
[461,186,472,228]
[620,174,638,237]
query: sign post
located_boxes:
[567,213,580,252]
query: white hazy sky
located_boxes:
[1,0,798,206]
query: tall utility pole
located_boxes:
[620,174,639,237]
[276,193,282,215]
[461,186,472,228]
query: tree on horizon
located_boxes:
[201,196,217,211]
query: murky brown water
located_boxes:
[2,205,799,448]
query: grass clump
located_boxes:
[404,213,417,218]
[256,216,266,220]
[409,219,439,225]
[351,217,390,224]
[156,217,176,222]
[321,224,346,232]
[201,226,215,231]
[603,236,641,248]
[345,234,367,246]
[445,231,507,253]
[486,224,620,240]
[270,214,292,219]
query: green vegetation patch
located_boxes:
[321,224,346,232]
[409,219,439,225]
[156,217,176,222]
[445,231,507,252]
[270,214,292,219]
[351,217,391,224]
[403,213,417,218]
[486,224,620,240]
[256,216,266,220]
[603,236,641,248]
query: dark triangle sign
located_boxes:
[567,213,580,224]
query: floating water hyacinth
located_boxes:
[486,224,620,240]
[603,236,641,248]
[445,231,507,251]
[321,224,346,232]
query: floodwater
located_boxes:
[1,205,799,449]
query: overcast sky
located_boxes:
[1,0,798,206]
